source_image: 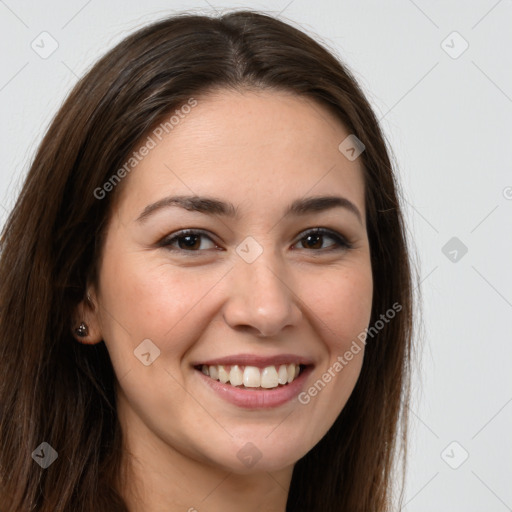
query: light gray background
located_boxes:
[1,1,511,510]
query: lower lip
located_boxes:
[195,366,313,409]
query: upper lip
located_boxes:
[193,353,314,368]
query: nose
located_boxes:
[222,253,303,338]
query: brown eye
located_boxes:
[159,229,217,252]
[294,228,352,251]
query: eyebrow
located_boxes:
[136,194,363,225]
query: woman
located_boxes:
[0,9,416,511]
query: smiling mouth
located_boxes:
[194,363,306,390]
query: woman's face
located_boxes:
[88,89,373,474]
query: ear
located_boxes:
[72,288,103,345]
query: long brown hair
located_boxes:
[0,10,417,511]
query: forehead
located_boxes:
[115,88,366,222]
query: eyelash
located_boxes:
[158,228,353,255]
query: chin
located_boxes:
[199,434,311,475]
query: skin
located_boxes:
[75,89,373,512]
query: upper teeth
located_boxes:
[200,363,301,389]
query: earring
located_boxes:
[75,322,89,338]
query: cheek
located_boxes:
[293,263,372,434]
[97,248,224,358]
[306,262,373,351]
